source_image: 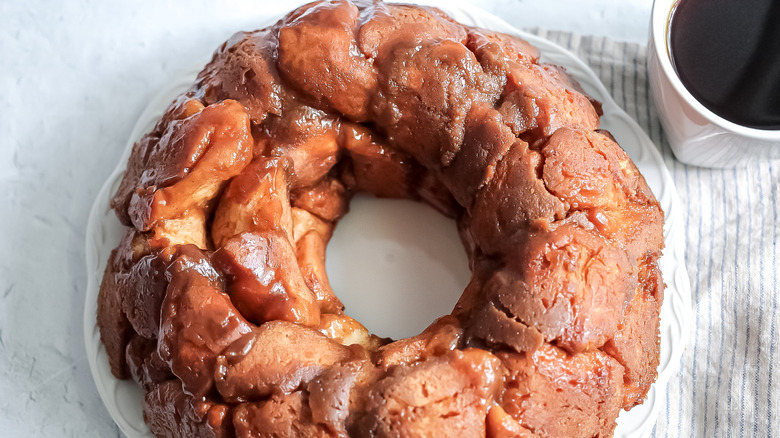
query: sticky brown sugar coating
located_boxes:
[277,0,377,121]
[291,208,345,314]
[339,123,417,200]
[439,101,518,208]
[125,335,171,392]
[197,29,283,124]
[358,2,467,61]
[352,349,505,438]
[258,101,342,189]
[98,1,664,436]
[97,229,145,378]
[496,344,625,437]
[121,246,175,340]
[212,231,321,327]
[157,245,254,399]
[467,139,567,254]
[290,177,350,223]
[232,391,333,438]
[214,321,357,402]
[499,63,601,138]
[211,156,294,248]
[127,100,253,241]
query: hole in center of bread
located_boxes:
[326,195,470,340]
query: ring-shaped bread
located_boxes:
[98,1,664,436]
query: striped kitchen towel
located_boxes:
[525,29,780,437]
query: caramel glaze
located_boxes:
[97,1,664,436]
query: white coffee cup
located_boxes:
[648,0,780,168]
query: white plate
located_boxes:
[84,3,692,437]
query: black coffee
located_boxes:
[668,0,780,129]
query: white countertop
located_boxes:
[1,1,653,436]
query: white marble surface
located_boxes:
[0,1,652,436]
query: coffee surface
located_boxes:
[669,0,780,129]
